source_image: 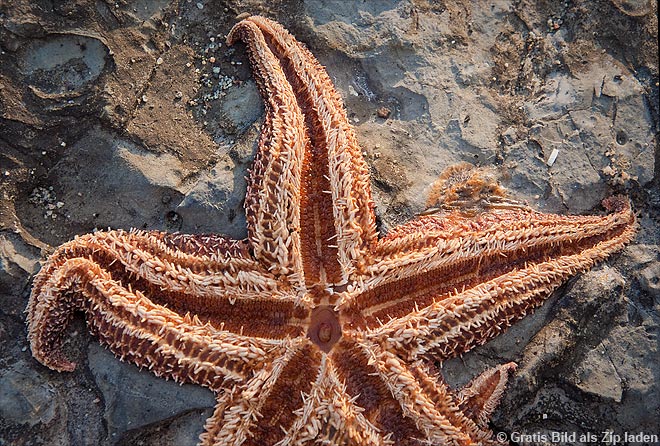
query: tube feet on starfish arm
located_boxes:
[26,15,637,446]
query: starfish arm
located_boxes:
[281,356,393,446]
[205,352,393,446]
[456,362,517,429]
[29,230,308,340]
[408,362,510,446]
[353,196,636,361]
[27,255,279,390]
[202,353,394,446]
[200,339,323,446]
[227,20,307,278]
[323,372,396,446]
[198,386,239,446]
[272,354,333,446]
[228,16,377,287]
[332,337,498,446]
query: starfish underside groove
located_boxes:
[27,16,637,446]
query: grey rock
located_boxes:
[0,312,106,446]
[116,408,214,446]
[529,116,608,212]
[176,159,248,238]
[626,243,660,265]
[638,262,660,300]
[0,362,58,427]
[50,128,190,232]
[88,344,215,441]
[0,232,39,279]
[624,244,660,301]
[17,34,110,97]
[219,81,263,135]
[572,345,624,402]
[0,232,40,316]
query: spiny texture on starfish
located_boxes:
[27,15,637,446]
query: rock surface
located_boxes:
[0,1,657,445]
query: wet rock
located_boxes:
[16,128,192,242]
[0,313,105,446]
[624,244,660,301]
[0,231,40,315]
[176,159,248,238]
[17,34,110,97]
[572,346,623,402]
[88,344,215,441]
[0,362,58,427]
[638,261,660,301]
[116,408,214,446]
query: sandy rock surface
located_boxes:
[0,1,657,445]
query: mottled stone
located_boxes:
[88,343,215,441]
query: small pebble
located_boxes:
[377,107,391,119]
[156,57,163,65]
[196,2,203,9]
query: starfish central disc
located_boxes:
[308,306,342,352]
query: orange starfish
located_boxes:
[27,16,637,446]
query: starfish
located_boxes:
[27,16,637,446]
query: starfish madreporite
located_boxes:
[27,16,637,446]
